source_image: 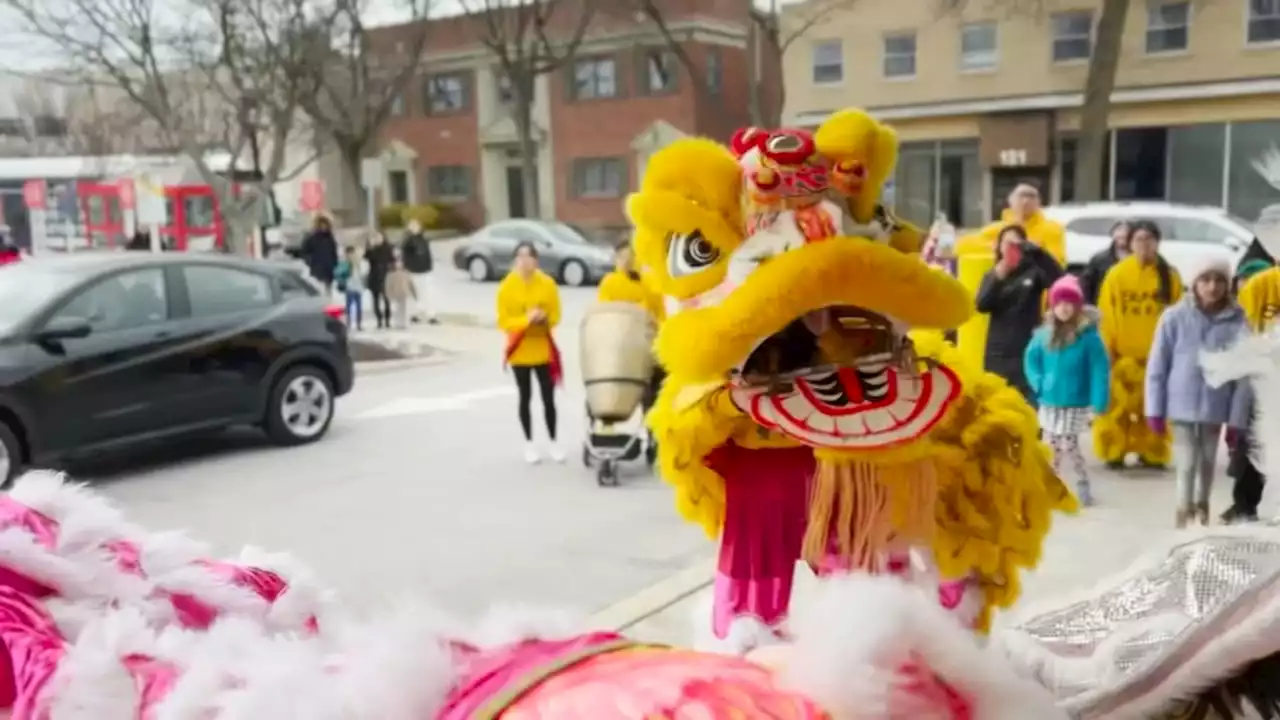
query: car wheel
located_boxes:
[467,256,492,282]
[265,366,335,446]
[0,420,22,489]
[560,260,588,287]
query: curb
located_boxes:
[588,557,715,632]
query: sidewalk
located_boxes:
[605,455,1247,646]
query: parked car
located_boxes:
[0,252,354,484]
[452,219,613,286]
[1042,201,1257,282]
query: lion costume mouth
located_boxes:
[727,304,960,450]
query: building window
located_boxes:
[960,22,998,71]
[424,74,467,114]
[642,49,678,94]
[1146,1,1189,53]
[890,140,982,229]
[1051,11,1093,62]
[706,48,722,95]
[1248,0,1280,44]
[426,165,471,199]
[882,33,917,78]
[497,73,533,105]
[572,57,618,100]
[573,158,626,198]
[32,115,67,137]
[1168,124,1225,206]
[1229,120,1280,222]
[811,40,843,84]
[388,170,409,204]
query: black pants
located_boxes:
[513,364,556,441]
[369,287,391,327]
[643,366,666,414]
[1230,430,1265,515]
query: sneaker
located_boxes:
[547,442,566,463]
[524,442,541,464]
[428,317,440,325]
[1105,460,1126,470]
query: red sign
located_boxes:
[118,178,136,210]
[22,180,47,210]
[299,180,325,212]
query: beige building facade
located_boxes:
[782,0,1280,229]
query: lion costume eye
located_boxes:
[667,231,720,277]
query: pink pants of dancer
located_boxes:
[706,442,815,639]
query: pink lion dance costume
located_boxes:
[0,471,1067,719]
[2,469,1280,717]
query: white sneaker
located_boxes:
[547,443,567,463]
[524,442,541,464]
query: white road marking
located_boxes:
[355,386,516,420]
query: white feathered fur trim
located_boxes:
[995,524,1280,718]
[689,592,785,655]
[783,574,1065,720]
[1201,330,1280,494]
[41,601,461,720]
[2,472,327,637]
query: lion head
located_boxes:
[629,111,974,454]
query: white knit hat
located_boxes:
[1185,255,1232,283]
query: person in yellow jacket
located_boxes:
[955,183,1067,265]
[1094,220,1182,469]
[597,241,667,454]
[596,242,665,322]
[496,241,564,464]
[953,184,1065,367]
[1237,260,1280,332]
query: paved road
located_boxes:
[76,272,707,621]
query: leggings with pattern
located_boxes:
[1047,432,1089,486]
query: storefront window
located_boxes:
[1114,128,1167,200]
[1168,123,1226,207]
[894,142,937,227]
[1227,119,1280,224]
[939,140,983,228]
[1057,135,1110,203]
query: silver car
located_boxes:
[452,219,614,286]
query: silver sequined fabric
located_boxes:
[1000,534,1280,715]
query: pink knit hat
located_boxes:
[1048,275,1084,306]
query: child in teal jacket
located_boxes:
[1024,275,1111,505]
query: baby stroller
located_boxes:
[580,302,657,486]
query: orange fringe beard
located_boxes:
[802,457,937,571]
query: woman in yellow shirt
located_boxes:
[597,242,666,456]
[1094,220,1182,469]
[497,242,564,464]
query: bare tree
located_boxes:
[942,0,1131,202]
[632,0,856,128]
[0,0,327,252]
[0,72,149,157]
[457,0,594,218]
[296,0,433,226]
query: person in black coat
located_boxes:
[399,220,438,324]
[976,224,1064,404]
[300,216,339,294]
[364,232,396,329]
[1078,219,1132,305]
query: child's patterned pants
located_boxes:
[1047,432,1089,489]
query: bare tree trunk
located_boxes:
[513,76,540,218]
[339,143,367,225]
[1073,0,1130,202]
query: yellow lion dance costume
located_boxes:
[629,110,1076,653]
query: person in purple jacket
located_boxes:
[1145,257,1252,528]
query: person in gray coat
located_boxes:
[1145,256,1252,528]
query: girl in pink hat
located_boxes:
[1024,274,1111,505]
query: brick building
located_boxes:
[369,0,777,236]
